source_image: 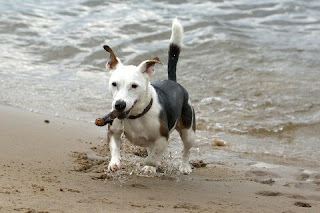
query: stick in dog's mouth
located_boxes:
[95,100,138,126]
[95,110,121,126]
[95,110,129,126]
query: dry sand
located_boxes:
[1,105,319,213]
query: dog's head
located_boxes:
[103,45,162,119]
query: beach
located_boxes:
[1,105,319,213]
[1,1,320,211]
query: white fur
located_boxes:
[108,133,122,172]
[178,128,194,174]
[170,18,183,46]
[108,84,165,171]
[109,65,145,112]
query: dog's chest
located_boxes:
[123,118,160,147]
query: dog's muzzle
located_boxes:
[114,100,128,119]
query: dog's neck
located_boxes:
[129,98,153,119]
[129,83,153,117]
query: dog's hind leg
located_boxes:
[177,104,196,174]
[177,127,195,174]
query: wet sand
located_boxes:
[0,105,319,213]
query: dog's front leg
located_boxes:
[107,121,123,172]
[142,137,167,174]
[107,131,122,172]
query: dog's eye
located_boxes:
[111,82,117,87]
[132,84,138,89]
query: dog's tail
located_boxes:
[168,18,183,82]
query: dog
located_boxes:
[101,18,196,174]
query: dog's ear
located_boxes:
[138,57,163,76]
[103,45,119,71]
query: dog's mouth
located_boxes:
[117,110,130,120]
[116,100,138,120]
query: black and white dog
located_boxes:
[100,18,196,174]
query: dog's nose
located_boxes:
[115,100,126,111]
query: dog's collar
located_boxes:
[128,98,153,119]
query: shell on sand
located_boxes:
[212,138,230,147]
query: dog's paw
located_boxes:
[141,165,157,174]
[108,158,122,172]
[179,163,192,175]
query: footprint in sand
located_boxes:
[256,191,282,196]
[294,201,312,208]
[246,170,279,185]
[130,183,148,189]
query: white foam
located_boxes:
[252,162,279,169]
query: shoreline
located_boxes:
[1,105,319,212]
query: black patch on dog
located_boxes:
[192,106,196,132]
[152,80,193,135]
[180,99,193,129]
[168,43,180,82]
